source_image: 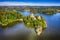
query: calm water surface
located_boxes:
[21,11,60,40]
[0,11,60,40]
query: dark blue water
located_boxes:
[0,11,60,40]
[20,11,60,35]
[35,13,60,34]
[21,11,60,40]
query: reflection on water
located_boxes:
[0,11,60,40]
[35,13,60,40]
[4,23,35,36]
[0,23,36,40]
[21,11,60,40]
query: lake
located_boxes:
[0,11,60,40]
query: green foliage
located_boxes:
[0,9,23,27]
[23,15,47,30]
[0,8,47,30]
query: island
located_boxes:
[23,13,47,35]
[0,8,47,35]
[0,9,23,28]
